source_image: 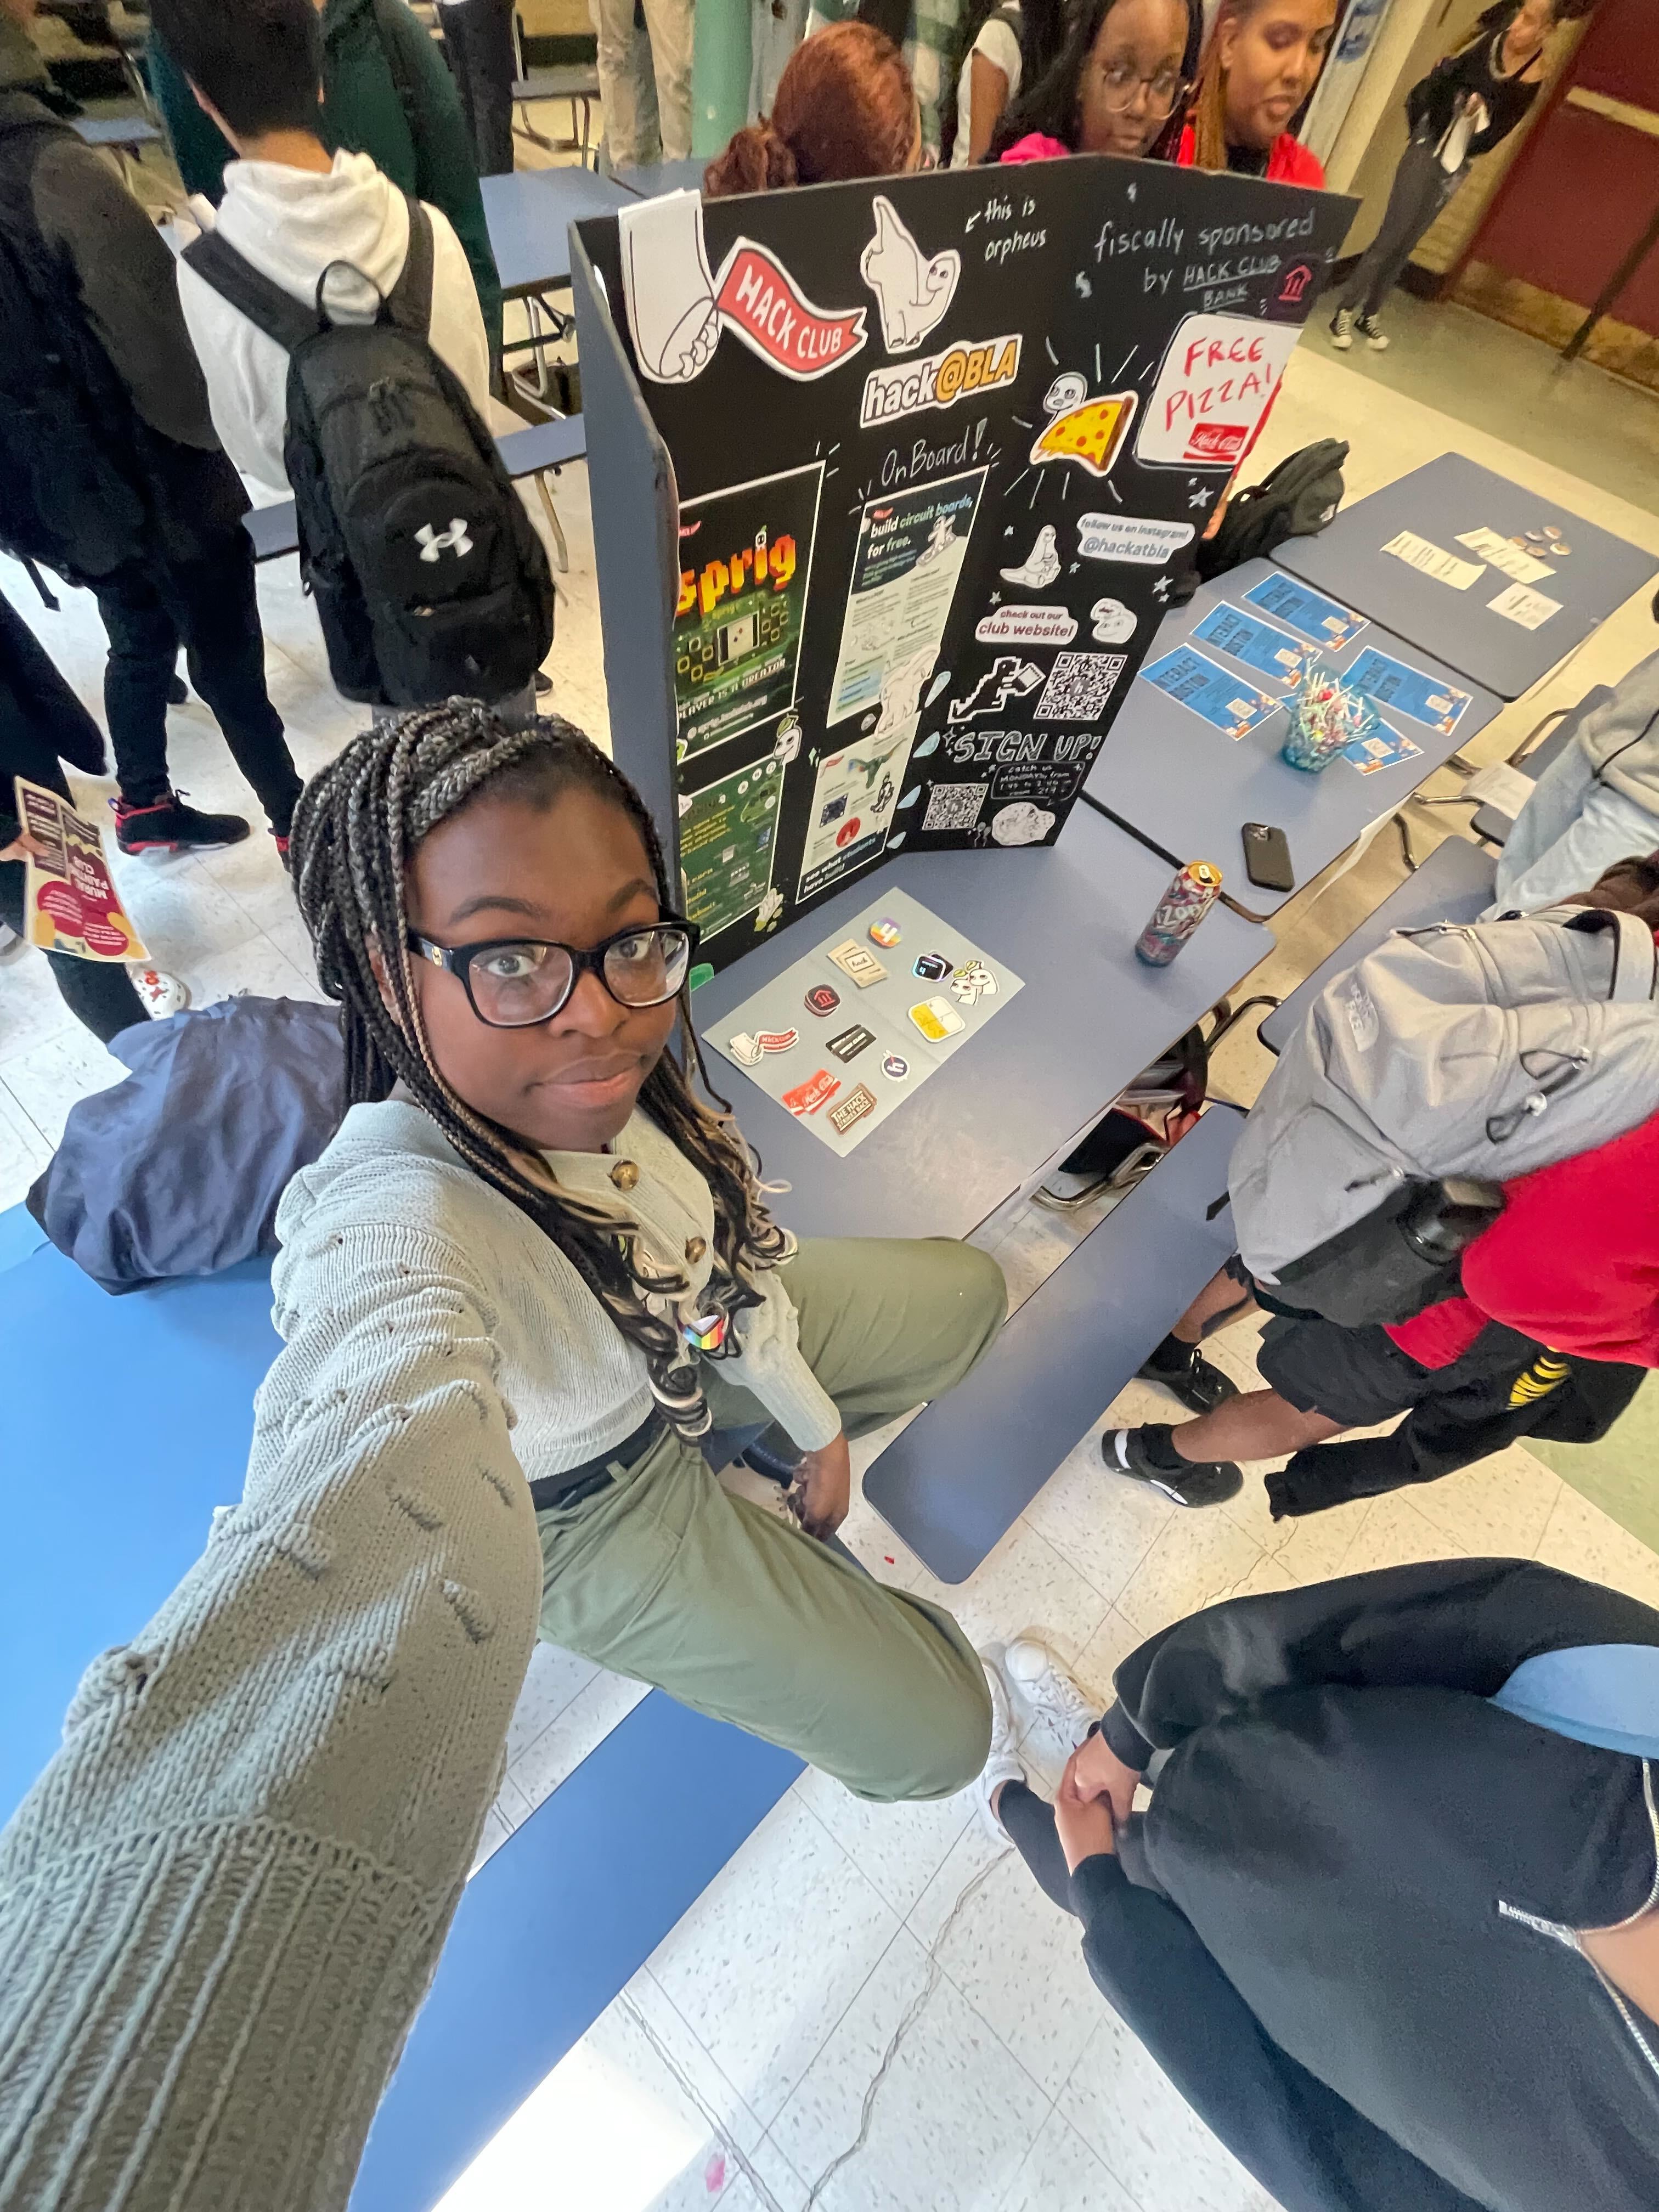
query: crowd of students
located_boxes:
[2,1,1656,2208]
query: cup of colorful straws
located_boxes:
[1281,663,1376,772]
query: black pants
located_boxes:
[1339,132,1463,321]
[437,0,517,174]
[93,535,301,834]
[0,762,147,1045]
[1000,1782,1483,2212]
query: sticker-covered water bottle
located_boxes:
[1136,860,1223,967]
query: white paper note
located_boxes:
[1462,760,1537,818]
[1488,582,1562,630]
[1456,526,1555,585]
[1381,531,1487,590]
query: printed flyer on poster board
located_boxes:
[674,464,822,761]
[579,161,1351,975]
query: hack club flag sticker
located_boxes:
[621,191,867,386]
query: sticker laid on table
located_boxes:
[882,1053,910,1081]
[729,1032,764,1066]
[949,960,998,1005]
[910,996,966,1042]
[1242,573,1367,650]
[826,939,887,986]
[827,1022,875,1063]
[756,1027,799,1054]
[783,1068,841,1116]
[1139,645,1279,741]
[805,983,841,1016]
[1342,647,1471,736]
[868,918,902,947]
[912,951,952,981]
[827,1083,878,1136]
[1455,526,1554,586]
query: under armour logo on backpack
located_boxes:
[416,519,475,562]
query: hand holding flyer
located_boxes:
[14,775,148,962]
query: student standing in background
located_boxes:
[943,0,1063,166]
[0,38,302,859]
[157,0,490,504]
[990,0,1199,165]
[148,0,503,356]
[1179,0,1334,182]
[590,0,694,166]
[433,0,516,177]
[1331,0,1593,353]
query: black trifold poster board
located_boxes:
[572,156,1352,978]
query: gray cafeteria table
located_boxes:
[480,166,634,296]
[612,158,707,198]
[1083,557,1502,920]
[1273,453,1658,700]
[691,803,1265,1244]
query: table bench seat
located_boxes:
[864,1105,1245,1583]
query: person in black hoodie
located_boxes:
[1331,0,1595,352]
[980,1561,1659,2212]
[0,39,303,859]
[0,588,149,1041]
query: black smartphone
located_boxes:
[1242,821,1294,893]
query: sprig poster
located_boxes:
[575,155,1351,974]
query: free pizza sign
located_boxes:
[1134,313,1301,469]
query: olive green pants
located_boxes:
[535,1237,1006,1801]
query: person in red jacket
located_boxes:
[1177,0,1334,184]
[1107,857,1659,1515]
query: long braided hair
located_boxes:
[290,700,792,1439]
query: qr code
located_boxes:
[1036,651,1128,724]
[922,781,988,832]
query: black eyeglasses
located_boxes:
[407,916,700,1029]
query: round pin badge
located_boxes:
[882,1053,910,1081]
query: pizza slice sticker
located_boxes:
[1030,391,1138,479]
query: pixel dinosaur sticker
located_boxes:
[620,190,866,385]
[948,657,1043,722]
[860,195,961,354]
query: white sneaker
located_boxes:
[1328,308,1355,352]
[974,1655,1025,1843]
[0,922,26,966]
[1356,315,1390,352]
[1006,1636,1097,1754]
[129,966,191,1017]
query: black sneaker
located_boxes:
[1101,1424,1242,1508]
[114,788,250,854]
[166,672,188,706]
[1137,1333,1239,1414]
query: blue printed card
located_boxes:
[1139,645,1280,742]
[1342,647,1471,737]
[1243,573,1369,651]
[1192,602,1313,687]
[1345,725,1424,776]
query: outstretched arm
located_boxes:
[0,1222,541,2212]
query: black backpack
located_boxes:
[0,103,150,584]
[1195,437,1349,583]
[183,199,552,706]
